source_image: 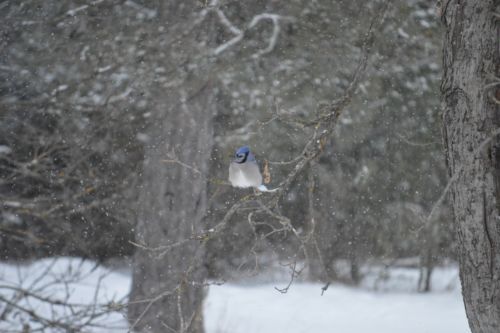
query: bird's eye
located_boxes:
[236,153,243,159]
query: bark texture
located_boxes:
[441,1,500,332]
[128,83,214,332]
[127,3,216,332]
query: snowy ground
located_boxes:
[0,258,470,333]
[205,283,469,333]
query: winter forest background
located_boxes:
[1,0,498,332]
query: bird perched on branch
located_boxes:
[229,145,275,192]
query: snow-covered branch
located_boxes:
[213,8,293,57]
[66,0,104,17]
[248,13,287,58]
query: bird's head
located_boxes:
[233,145,255,163]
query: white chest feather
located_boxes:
[229,162,262,188]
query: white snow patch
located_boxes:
[80,45,90,61]
[0,258,470,333]
[420,19,431,28]
[2,212,22,224]
[111,72,129,86]
[3,200,21,207]
[136,133,150,143]
[108,88,132,103]
[97,65,112,73]
[397,28,410,39]
[205,283,470,333]
[0,258,129,332]
[0,145,12,154]
[51,84,69,96]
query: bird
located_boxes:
[229,145,278,192]
[229,145,263,188]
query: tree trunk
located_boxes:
[441,1,500,332]
[127,3,217,330]
[128,80,214,332]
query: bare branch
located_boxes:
[274,261,304,293]
[133,1,390,269]
[417,126,500,232]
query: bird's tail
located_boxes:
[257,184,279,192]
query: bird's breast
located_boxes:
[229,162,262,188]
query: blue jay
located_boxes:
[229,146,262,188]
[229,145,277,192]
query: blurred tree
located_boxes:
[0,1,146,259]
[127,2,217,332]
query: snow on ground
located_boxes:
[0,257,470,333]
[205,283,469,333]
[0,258,130,332]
